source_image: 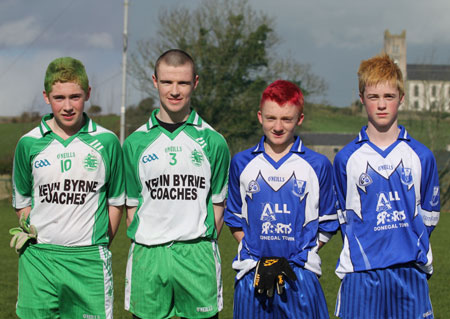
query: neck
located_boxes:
[157,107,190,124]
[264,140,294,162]
[47,117,84,140]
[366,122,400,148]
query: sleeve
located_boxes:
[418,150,440,235]
[209,133,230,203]
[224,155,243,228]
[12,137,33,209]
[317,156,339,243]
[105,135,125,206]
[333,151,348,227]
[123,135,142,207]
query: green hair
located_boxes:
[44,57,89,94]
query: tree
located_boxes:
[125,97,156,135]
[129,0,327,153]
[87,105,102,117]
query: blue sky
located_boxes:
[1,0,449,116]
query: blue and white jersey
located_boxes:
[225,136,338,276]
[333,126,440,279]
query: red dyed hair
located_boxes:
[260,80,304,113]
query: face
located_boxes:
[43,81,90,135]
[258,100,304,152]
[360,82,404,131]
[152,62,199,122]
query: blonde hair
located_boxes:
[358,54,404,96]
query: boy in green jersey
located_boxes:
[11,57,125,319]
[123,49,230,319]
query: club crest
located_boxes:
[292,179,306,197]
[247,180,260,194]
[400,167,413,185]
[430,186,440,206]
[359,173,372,187]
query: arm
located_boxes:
[213,201,225,237]
[108,205,123,244]
[15,206,31,219]
[318,241,325,250]
[230,226,244,243]
[126,206,137,228]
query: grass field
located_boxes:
[1,109,449,175]
[1,199,449,318]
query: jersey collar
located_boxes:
[356,125,410,143]
[252,135,304,154]
[39,112,96,136]
[146,108,202,131]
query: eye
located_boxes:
[385,94,396,100]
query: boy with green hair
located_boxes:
[11,57,125,318]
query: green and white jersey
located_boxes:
[123,109,230,246]
[12,113,125,246]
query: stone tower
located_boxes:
[383,30,407,79]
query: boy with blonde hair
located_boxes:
[333,54,439,319]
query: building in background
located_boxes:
[383,30,450,112]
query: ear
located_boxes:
[296,113,304,126]
[257,110,263,125]
[359,93,364,105]
[43,90,50,105]
[152,74,158,89]
[399,93,405,105]
[85,87,91,101]
[193,74,199,90]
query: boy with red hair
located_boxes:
[225,80,338,318]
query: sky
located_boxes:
[1,0,450,117]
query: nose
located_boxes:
[274,120,283,131]
[63,98,72,111]
[170,84,180,97]
[378,98,387,109]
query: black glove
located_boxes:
[253,257,297,297]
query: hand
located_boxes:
[253,257,297,297]
[9,212,37,253]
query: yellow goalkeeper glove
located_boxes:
[9,212,37,253]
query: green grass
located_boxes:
[1,199,449,318]
[301,104,450,152]
[1,108,449,174]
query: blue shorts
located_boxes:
[335,265,433,319]
[234,266,328,319]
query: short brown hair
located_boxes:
[154,49,196,80]
[358,54,404,97]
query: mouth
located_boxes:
[168,97,183,104]
[62,113,76,120]
[272,131,284,137]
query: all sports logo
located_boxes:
[259,202,294,241]
[374,191,408,231]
